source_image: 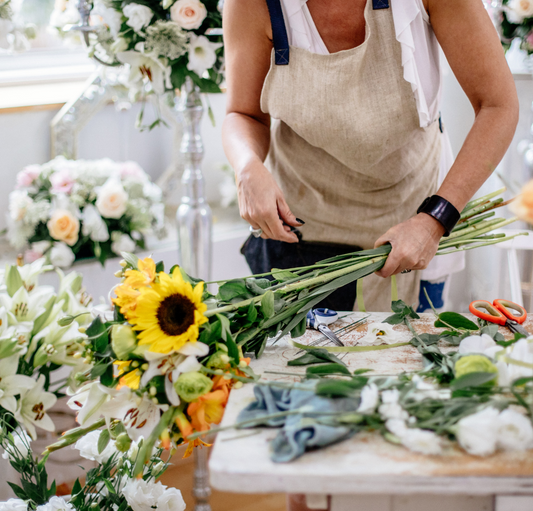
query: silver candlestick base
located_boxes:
[175,77,213,281]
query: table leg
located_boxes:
[193,446,211,511]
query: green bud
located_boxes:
[206,351,230,370]
[162,0,175,8]
[115,432,132,453]
[455,354,498,384]
[109,419,127,440]
[174,372,213,402]
[24,23,37,40]
[111,324,138,360]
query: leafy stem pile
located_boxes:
[200,188,525,357]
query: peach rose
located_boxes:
[170,0,207,30]
[47,209,80,246]
[510,180,533,224]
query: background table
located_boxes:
[209,312,533,511]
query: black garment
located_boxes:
[242,236,362,311]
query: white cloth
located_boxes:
[278,0,464,281]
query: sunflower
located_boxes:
[131,269,208,353]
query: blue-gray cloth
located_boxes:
[237,383,360,462]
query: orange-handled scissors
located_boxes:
[469,299,529,337]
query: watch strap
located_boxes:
[417,195,460,236]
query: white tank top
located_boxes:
[279,0,441,129]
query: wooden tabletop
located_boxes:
[209,312,533,496]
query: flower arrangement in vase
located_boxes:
[493,0,533,53]
[50,0,224,129]
[7,157,166,268]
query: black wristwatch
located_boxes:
[417,195,460,236]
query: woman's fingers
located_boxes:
[277,197,304,227]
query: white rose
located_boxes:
[93,1,123,37]
[81,204,110,242]
[0,499,27,511]
[123,479,186,511]
[357,383,379,414]
[378,390,408,421]
[170,0,207,30]
[111,232,136,255]
[36,497,74,511]
[507,0,533,22]
[49,242,75,268]
[455,407,500,456]
[458,334,496,355]
[187,33,222,77]
[399,428,442,455]
[123,3,153,33]
[496,408,533,451]
[74,430,117,463]
[96,179,128,219]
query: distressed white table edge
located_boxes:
[208,312,533,497]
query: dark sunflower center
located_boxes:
[157,293,195,336]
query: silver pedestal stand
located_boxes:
[175,77,213,511]
[176,77,213,281]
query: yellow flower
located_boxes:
[115,360,142,390]
[112,284,141,319]
[130,269,208,353]
[123,258,157,289]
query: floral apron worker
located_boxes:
[244,0,441,311]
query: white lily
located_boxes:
[140,341,210,406]
[0,354,35,413]
[0,322,33,357]
[116,50,172,95]
[15,375,57,439]
[360,322,399,345]
[0,284,53,327]
[67,382,111,427]
[187,34,222,77]
[17,259,53,292]
[99,387,168,441]
[31,321,85,368]
[458,334,500,355]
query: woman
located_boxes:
[222,0,518,312]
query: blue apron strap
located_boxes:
[265,0,290,65]
[373,0,390,9]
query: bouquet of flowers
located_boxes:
[491,0,533,53]
[7,157,166,268]
[0,418,185,511]
[0,258,93,441]
[51,0,224,129]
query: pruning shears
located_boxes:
[469,299,529,337]
[306,308,344,347]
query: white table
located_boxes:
[209,312,533,511]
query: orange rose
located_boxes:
[510,180,533,224]
[47,209,80,246]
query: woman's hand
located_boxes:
[373,214,446,278]
[238,160,303,243]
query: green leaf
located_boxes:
[306,363,351,377]
[155,261,165,273]
[32,296,56,336]
[511,376,533,387]
[450,371,497,390]
[260,290,275,319]
[434,312,478,331]
[199,320,222,345]
[104,480,116,495]
[272,268,300,282]
[383,313,404,325]
[245,278,271,296]
[353,368,373,375]
[217,314,240,364]
[5,266,23,297]
[87,316,109,354]
[288,348,347,367]
[101,364,115,387]
[290,315,307,338]
[217,280,253,302]
[245,302,258,325]
[497,332,527,348]
[97,429,110,454]
[409,333,441,347]
[91,362,110,379]
[315,377,368,397]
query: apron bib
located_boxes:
[261,0,441,311]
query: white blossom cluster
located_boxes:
[50,0,223,97]
[0,259,92,439]
[7,157,165,268]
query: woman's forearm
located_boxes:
[437,102,519,211]
[222,112,271,179]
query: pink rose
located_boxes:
[16,165,41,188]
[170,0,207,30]
[119,161,146,180]
[50,169,75,194]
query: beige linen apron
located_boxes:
[261,0,441,312]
